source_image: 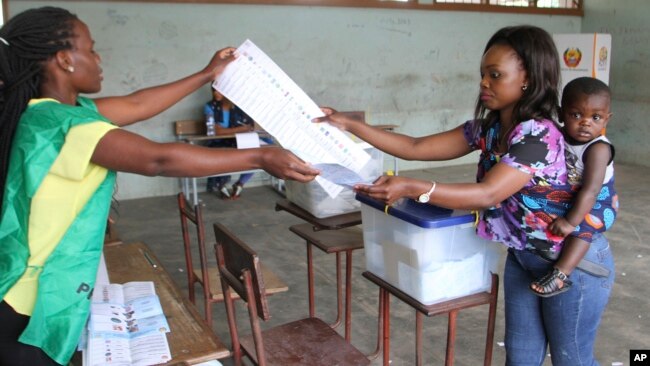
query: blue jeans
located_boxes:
[504,233,614,366]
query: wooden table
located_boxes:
[363,271,498,366]
[104,242,230,364]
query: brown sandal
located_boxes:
[530,268,572,297]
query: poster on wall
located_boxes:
[553,33,612,90]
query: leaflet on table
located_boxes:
[213,39,370,198]
[95,281,156,304]
[89,296,169,337]
[84,281,172,366]
[85,332,171,366]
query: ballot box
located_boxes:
[357,195,500,305]
[553,33,612,90]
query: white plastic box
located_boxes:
[357,195,501,305]
[553,33,611,90]
[285,144,383,218]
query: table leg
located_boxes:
[382,289,391,366]
[367,290,384,360]
[344,250,353,342]
[445,310,458,366]
[307,243,315,318]
[182,177,190,201]
[484,273,498,366]
[192,177,199,206]
[416,311,423,366]
[393,155,399,176]
[331,252,342,329]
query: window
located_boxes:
[18,0,583,16]
[435,0,579,9]
[269,0,583,15]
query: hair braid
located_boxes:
[0,7,77,207]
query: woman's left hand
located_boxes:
[204,47,238,80]
[354,175,419,205]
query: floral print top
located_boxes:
[463,118,568,252]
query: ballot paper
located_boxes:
[213,39,370,197]
[313,163,374,189]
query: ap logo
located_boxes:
[631,350,650,365]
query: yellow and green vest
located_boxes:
[0,97,117,365]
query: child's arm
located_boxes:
[551,142,612,237]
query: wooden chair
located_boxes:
[177,193,288,328]
[213,222,371,366]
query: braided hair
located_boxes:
[0,7,78,207]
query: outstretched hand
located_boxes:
[260,148,320,183]
[312,107,360,131]
[204,47,238,80]
[354,175,418,206]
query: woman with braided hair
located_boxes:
[0,7,318,365]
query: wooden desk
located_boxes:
[104,242,230,364]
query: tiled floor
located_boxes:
[114,163,650,365]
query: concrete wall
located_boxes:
[9,1,580,199]
[582,0,650,167]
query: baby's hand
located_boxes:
[548,217,576,238]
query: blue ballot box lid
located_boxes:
[355,193,475,229]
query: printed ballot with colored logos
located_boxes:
[213,40,372,198]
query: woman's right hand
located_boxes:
[354,175,421,206]
[259,147,320,183]
[312,107,362,131]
